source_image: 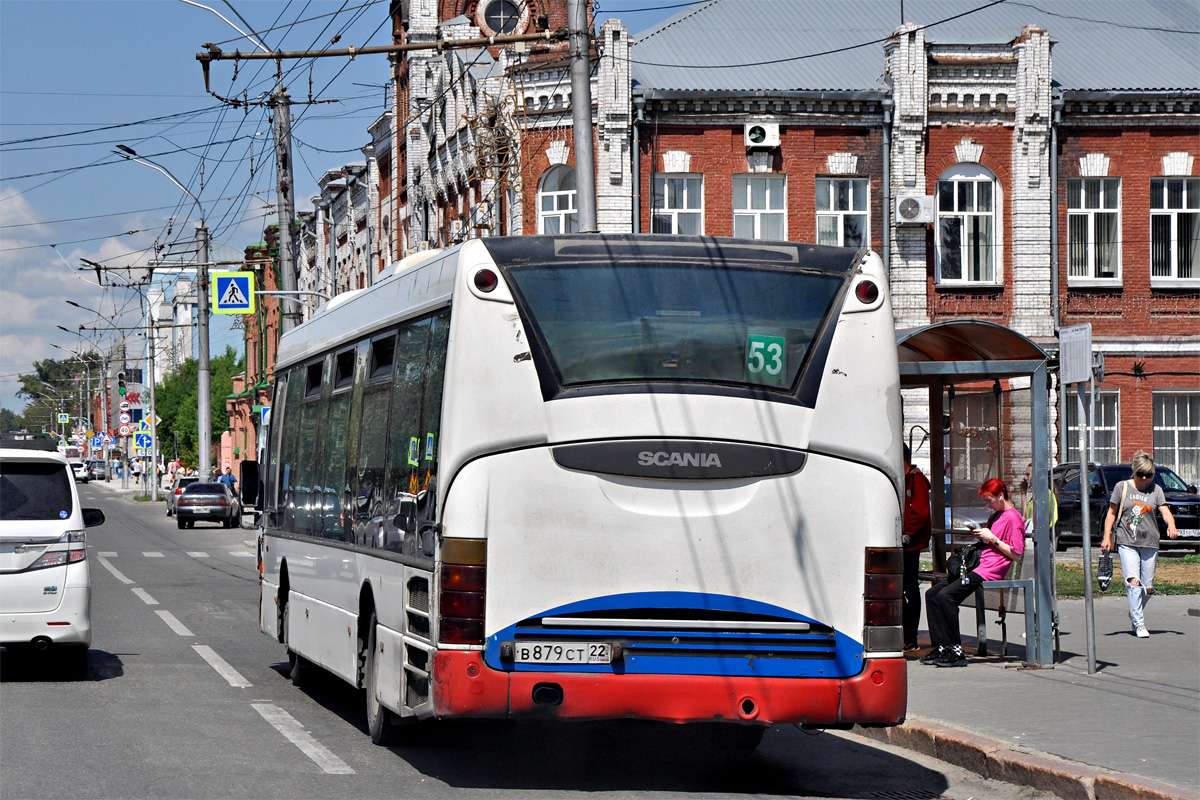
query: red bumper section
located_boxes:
[432,651,906,726]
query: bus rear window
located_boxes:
[505,263,844,391]
[0,461,73,521]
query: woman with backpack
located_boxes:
[921,477,1024,668]
[1101,451,1179,639]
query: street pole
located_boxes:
[196,222,212,480]
[568,0,597,233]
[100,356,110,480]
[145,290,160,501]
[272,86,302,333]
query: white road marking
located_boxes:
[155,610,194,636]
[228,550,255,558]
[192,645,251,688]
[96,556,134,585]
[143,551,164,558]
[187,551,210,558]
[98,551,117,558]
[252,703,355,774]
[131,588,158,605]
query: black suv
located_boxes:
[1053,462,1200,552]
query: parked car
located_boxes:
[86,460,107,481]
[1,442,105,677]
[166,475,200,517]
[68,460,89,483]
[175,481,241,529]
[1053,462,1200,552]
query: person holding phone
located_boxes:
[921,478,1024,667]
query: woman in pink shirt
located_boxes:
[920,477,1025,668]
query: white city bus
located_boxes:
[256,234,906,747]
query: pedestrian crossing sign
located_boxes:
[211,271,255,315]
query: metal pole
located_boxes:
[146,290,160,501]
[273,86,302,332]
[197,222,212,481]
[1078,382,1097,674]
[100,356,110,480]
[568,0,596,232]
[1032,362,1053,665]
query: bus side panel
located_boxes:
[260,575,280,639]
[286,589,359,684]
[375,622,406,715]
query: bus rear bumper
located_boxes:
[433,651,906,726]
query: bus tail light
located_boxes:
[440,539,486,646]
[863,547,903,652]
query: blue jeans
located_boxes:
[1117,544,1157,628]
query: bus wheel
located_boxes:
[362,611,396,746]
[280,594,307,686]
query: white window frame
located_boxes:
[1064,390,1120,465]
[1149,177,1200,286]
[732,174,787,240]
[537,165,578,235]
[1153,392,1200,488]
[815,177,868,248]
[1067,178,1122,284]
[651,174,704,235]
[936,164,1001,285]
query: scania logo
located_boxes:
[637,451,723,468]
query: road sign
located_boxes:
[1059,324,1093,385]
[119,413,131,425]
[134,432,153,450]
[212,271,255,315]
[57,413,69,424]
[119,401,130,412]
[118,424,131,437]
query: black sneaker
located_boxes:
[934,651,968,668]
[919,647,945,665]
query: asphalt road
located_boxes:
[2,484,1056,800]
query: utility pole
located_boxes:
[144,290,161,501]
[568,0,597,232]
[195,223,212,480]
[272,87,302,333]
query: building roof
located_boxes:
[631,0,1199,94]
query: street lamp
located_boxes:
[115,144,212,481]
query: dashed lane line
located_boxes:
[96,556,134,585]
[98,551,117,558]
[251,703,355,774]
[187,552,210,558]
[131,588,158,605]
[192,645,251,688]
[228,550,255,558]
[155,610,194,637]
[143,551,164,558]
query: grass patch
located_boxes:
[132,494,166,503]
[920,557,1200,598]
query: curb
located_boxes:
[853,716,1199,800]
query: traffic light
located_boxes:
[117,372,126,396]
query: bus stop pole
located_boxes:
[1078,381,1098,674]
[1032,361,1053,665]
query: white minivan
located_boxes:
[1,442,105,676]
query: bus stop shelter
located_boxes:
[897,320,1054,666]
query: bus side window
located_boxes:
[356,334,395,549]
[384,317,433,553]
[277,367,305,533]
[417,308,451,533]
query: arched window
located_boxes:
[937,164,1000,284]
[538,165,578,234]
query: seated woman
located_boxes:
[921,477,1025,667]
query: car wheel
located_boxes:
[177,518,186,530]
[167,508,172,517]
[362,611,397,746]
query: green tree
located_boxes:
[155,346,243,467]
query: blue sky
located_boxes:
[0,0,686,419]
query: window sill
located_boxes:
[934,281,1004,290]
[1150,277,1200,290]
[1066,278,1122,289]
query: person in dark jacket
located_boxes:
[902,444,932,652]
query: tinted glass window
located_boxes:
[0,461,73,521]
[384,316,433,552]
[505,263,843,390]
[183,482,226,495]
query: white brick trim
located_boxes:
[662,150,692,173]
[1079,153,1110,177]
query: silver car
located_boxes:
[166,475,200,517]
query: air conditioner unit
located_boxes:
[895,194,935,224]
[744,122,780,148]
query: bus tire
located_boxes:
[362,611,396,746]
[279,590,308,686]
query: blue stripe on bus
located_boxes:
[484,591,865,678]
